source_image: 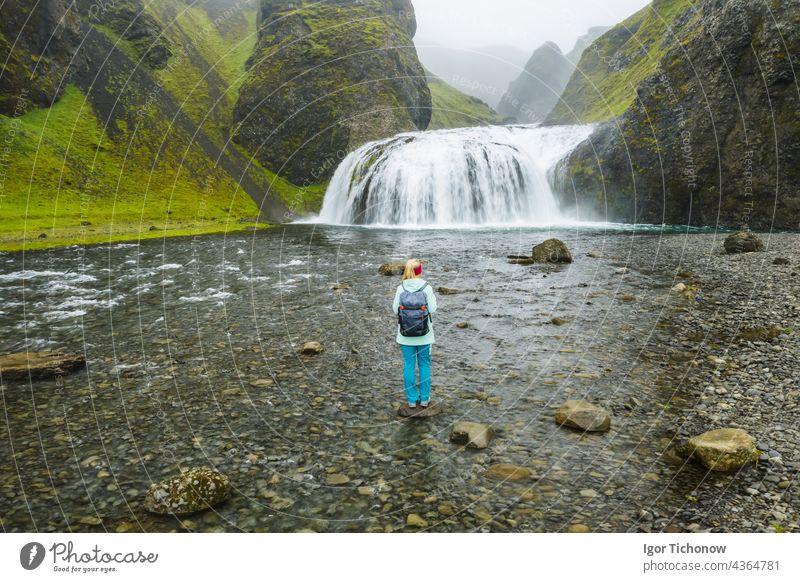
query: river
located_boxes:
[0,223,715,532]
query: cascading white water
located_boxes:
[316,124,594,227]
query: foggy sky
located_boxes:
[413,0,651,54]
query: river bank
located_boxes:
[0,226,796,532]
[0,220,270,252]
[622,232,799,533]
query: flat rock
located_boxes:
[555,400,611,432]
[507,255,536,265]
[143,467,232,516]
[724,231,764,254]
[397,402,442,419]
[587,251,605,258]
[406,513,428,528]
[450,421,493,449]
[484,464,531,481]
[686,428,757,471]
[300,341,323,355]
[378,262,405,276]
[437,287,465,295]
[532,239,572,263]
[0,351,85,381]
[326,474,350,486]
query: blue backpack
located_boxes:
[398,282,431,337]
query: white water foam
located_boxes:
[315,124,594,227]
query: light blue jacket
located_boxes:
[392,278,437,346]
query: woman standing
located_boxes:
[392,258,438,413]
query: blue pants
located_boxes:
[400,344,432,405]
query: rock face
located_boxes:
[450,422,493,449]
[532,239,572,263]
[0,0,83,114]
[0,351,85,381]
[143,467,232,515]
[234,0,432,184]
[555,400,611,432]
[550,0,800,229]
[724,231,765,254]
[497,27,609,123]
[686,428,757,471]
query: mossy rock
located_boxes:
[724,231,765,254]
[685,428,757,472]
[532,239,573,263]
[144,467,232,516]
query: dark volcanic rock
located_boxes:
[234,0,432,184]
[551,0,800,229]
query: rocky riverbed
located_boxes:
[0,226,796,532]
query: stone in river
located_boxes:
[450,422,493,449]
[587,251,605,258]
[551,317,569,326]
[531,238,572,263]
[555,400,611,432]
[437,287,466,295]
[326,474,351,486]
[378,262,405,276]
[0,351,85,381]
[685,428,758,472]
[724,231,764,254]
[484,464,531,481]
[397,402,442,419]
[300,341,323,355]
[143,467,232,516]
[773,257,790,265]
[406,514,428,528]
[737,325,782,342]
[568,524,591,533]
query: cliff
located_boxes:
[233,0,432,184]
[497,27,610,124]
[550,0,800,228]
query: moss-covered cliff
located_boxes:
[0,0,323,249]
[550,0,800,228]
[233,0,432,185]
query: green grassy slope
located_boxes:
[427,73,502,129]
[0,0,323,251]
[547,0,698,124]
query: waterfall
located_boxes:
[316,124,594,227]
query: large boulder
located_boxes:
[143,467,232,516]
[0,351,85,381]
[724,231,765,254]
[532,239,572,263]
[450,422,493,449]
[685,428,758,472]
[555,400,611,432]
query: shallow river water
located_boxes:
[0,224,716,532]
